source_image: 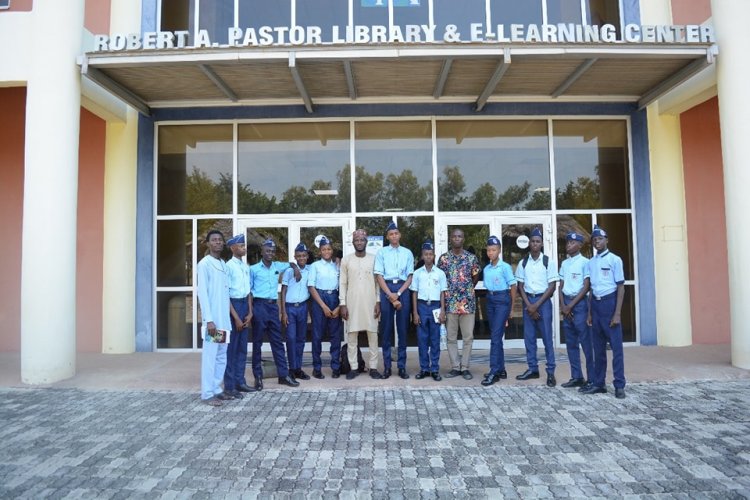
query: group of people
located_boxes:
[196,221,626,407]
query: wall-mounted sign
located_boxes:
[516,235,530,250]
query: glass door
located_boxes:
[437,215,554,350]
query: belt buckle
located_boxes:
[391,279,399,284]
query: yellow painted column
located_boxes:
[711,0,750,369]
[642,0,693,346]
[21,0,85,383]
[101,0,142,353]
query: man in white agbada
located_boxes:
[339,229,383,379]
[197,229,233,406]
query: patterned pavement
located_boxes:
[1,380,749,499]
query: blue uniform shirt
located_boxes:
[515,253,559,294]
[226,256,251,299]
[559,253,590,297]
[308,259,340,291]
[410,265,448,301]
[250,261,290,300]
[282,265,310,303]
[589,250,625,297]
[374,245,415,281]
[483,260,516,291]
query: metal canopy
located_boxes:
[79,43,715,117]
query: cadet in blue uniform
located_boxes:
[515,227,559,387]
[582,225,627,399]
[558,232,593,390]
[224,234,257,398]
[374,221,415,379]
[481,236,517,387]
[308,237,343,378]
[249,239,300,389]
[410,240,447,381]
[281,242,311,381]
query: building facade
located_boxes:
[1,0,747,384]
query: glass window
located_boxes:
[354,121,433,212]
[237,122,351,214]
[246,226,289,266]
[239,0,292,35]
[595,213,634,281]
[547,0,584,24]
[157,125,233,216]
[296,0,348,44]
[621,285,637,342]
[436,120,551,212]
[354,0,388,28]
[157,291,194,348]
[157,220,193,287]
[433,0,485,42]
[489,0,543,35]
[393,1,430,41]
[586,0,621,35]
[161,0,194,34]
[556,214,593,263]
[553,120,630,210]
[199,0,233,45]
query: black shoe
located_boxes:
[295,370,311,381]
[516,370,540,380]
[370,369,383,380]
[581,385,607,395]
[461,370,473,380]
[237,383,258,393]
[431,372,442,381]
[546,374,556,387]
[254,378,263,391]
[382,369,392,379]
[499,370,507,379]
[229,390,244,399]
[331,370,340,379]
[481,373,501,386]
[578,382,592,393]
[278,375,300,387]
[216,391,235,401]
[346,371,358,380]
[615,388,626,399]
[415,371,429,380]
[445,369,462,378]
[561,378,585,388]
[312,370,325,379]
[398,368,409,380]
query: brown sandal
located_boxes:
[202,397,222,407]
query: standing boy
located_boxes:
[583,225,627,399]
[197,229,232,406]
[281,242,311,381]
[410,240,448,381]
[480,236,517,387]
[308,237,343,379]
[374,221,414,379]
[515,227,559,387]
[558,232,593,390]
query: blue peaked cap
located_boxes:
[566,232,584,243]
[262,239,276,248]
[487,235,501,246]
[422,239,434,251]
[592,225,608,238]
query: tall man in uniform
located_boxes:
[224,234,257,398]
[249,239,300,389]
[374,221,414,379]
[339,229,382,380]
[308,236,343,379]
[583,225,627,399]
[197,229,232,407]
[558,232,593,390]
[515,227,559,387]
[437,228,480,380]
[280,242,311,381]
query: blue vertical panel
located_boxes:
[629,108,656,345]
[141,0,158,33]
[136,114,155,352]
[623,0,641,26]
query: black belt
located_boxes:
[593,291,616,301]
[526,292,544,298]
[253,298,277,304]
[418,299,439,306]
[316,289,338,295]
[487,290,509,295]
[286,301,307,307]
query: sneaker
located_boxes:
[445,369,462,378]
[346,371,358,380]
[369,369,383,379]
[461,370,473,380]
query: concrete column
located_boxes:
[21,0,85,383]
[711,0,750,369]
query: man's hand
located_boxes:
[233,316,244,330]
[207,321,217,336]
[586,313,592,327]
[374,302,381,319]
[412,312,420,325]
[610,313,621,328]
[340,305,349,321]
[281,312,288,328]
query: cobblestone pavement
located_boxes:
[1,380,749,499]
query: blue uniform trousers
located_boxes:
[379,282,410,371]
[487,290,512,376]
[311,290,342,372]
[561,296,594,381]
[224,298,249,391]
[251,299,289,378]
[591,292,626,389]
[416,301,441,372]
[523,295,556,374]
[285,301,308,372]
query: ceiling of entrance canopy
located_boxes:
[80,42,715,116]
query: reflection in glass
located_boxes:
[300,226,345,262]
[621,285,636,342]
[353,0,388,28]
[586,0,621,34]
[199,0,233,44]
[246,227,290,266]
[547,0,583,24]
[157,291,194,348]
[239,0,291,34]
[355,217,393,249]
[238,122,351,214]
[161,0,194,36]
[595,213,634,281]
[392,1,430,40]
[355,122,433,212]
[158,125,233,215]
[554,120,630,210]
[195,220,233,264]
[437,120,551,211]
[556,214,593,263]
[157,220,193,287]
[489,0,543,34]
[434,0,486,41]
[296,0,348,43]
